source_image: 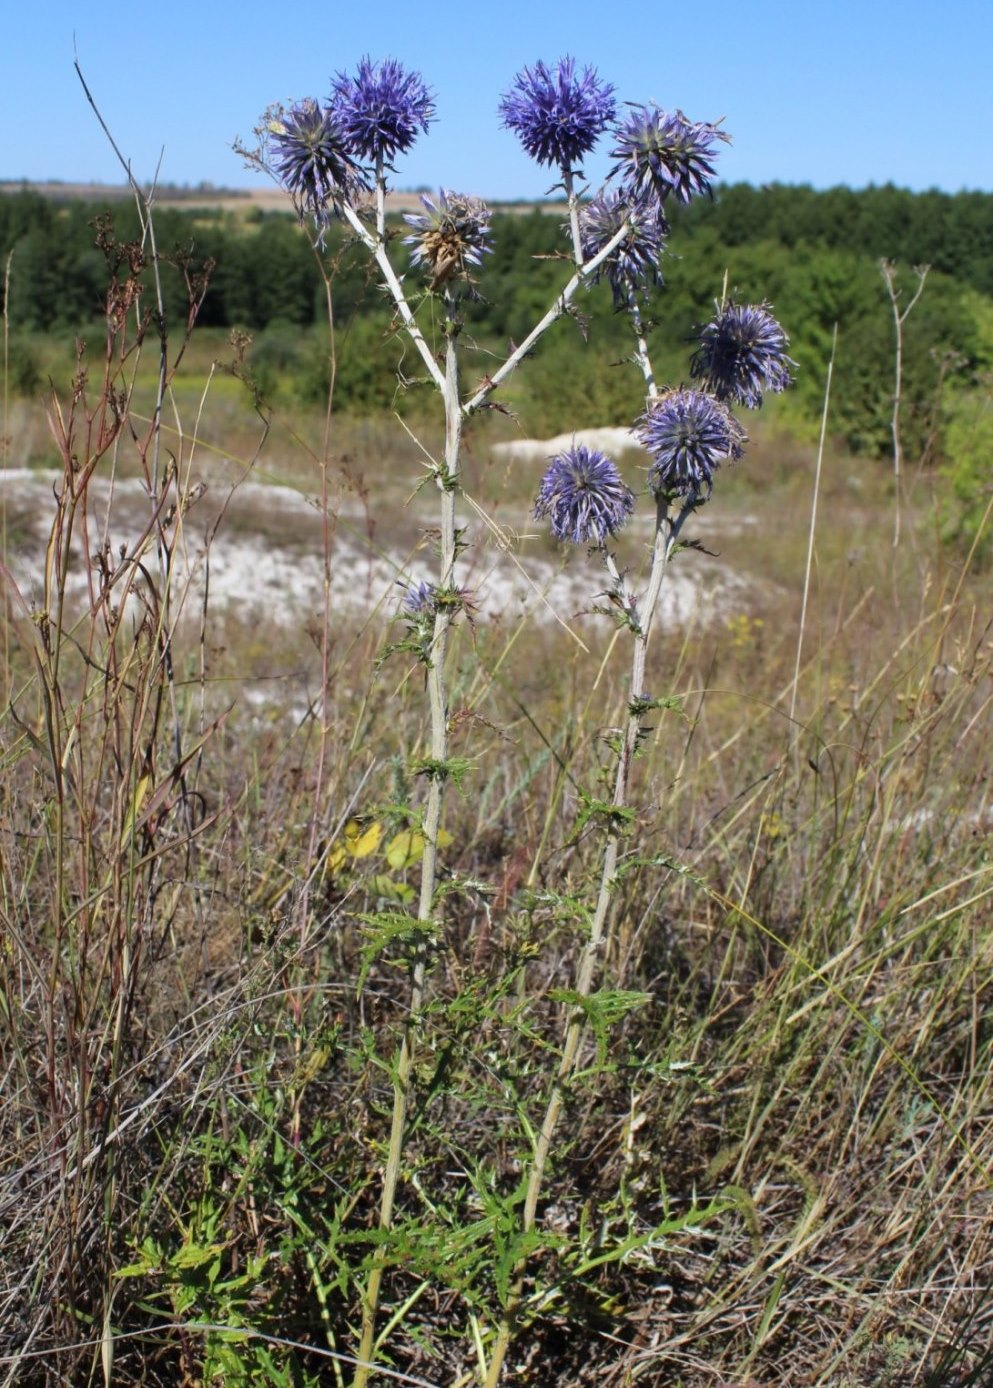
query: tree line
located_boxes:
[2,185,991,465]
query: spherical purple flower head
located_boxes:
[611,105,729,206]
[403,190,493,289]
[637,389,742,499]
[331,57,434,166]
[534,445,635,545]
[498,58,616,170]
[269,100,369,225]
[579,190,667,308]
[401,580,438,616]
[690,301,796,409]
[400,580,476,623]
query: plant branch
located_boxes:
[462,216,633,415]
[881,258,929,547]
[339,203,447,393]
[562,166,583,267]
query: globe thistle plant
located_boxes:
[403,190,493,289]
[534,445,635,544]
[332,56,434,166]
[579,189,667,308]
[499,57,616,170]
[268,99,369,225]
[611,105,728,206]
[690,301,795,408]
[247,62,796,1388]
[637,388,741,498]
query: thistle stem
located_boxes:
[483,492,680,1386]
[462,216,633,415]
[562,165,583,267]
[375,154,386,243]
[340,202,447,394]
[631,302,657,398]
[482,318,688,1385]
[353,293,461,1388]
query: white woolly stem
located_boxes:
[340,201,447,393]
[463,217,633,415]
[354,291,461,1388]
[562,165,583,267]
[484,482,697,1388]
[482,317,681,1387]
[631,301,657,398]
[375,154,386,243]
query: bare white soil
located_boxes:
[1,436,768,637]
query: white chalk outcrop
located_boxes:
[490,426,644,469]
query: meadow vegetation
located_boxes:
[3,181,993,550]
[1,86,992,1388]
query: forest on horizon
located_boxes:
[2,181,992,488]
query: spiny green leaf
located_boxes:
[549,988,652,1063]
[413,755,473,789]
[611,851,705,888]
[566,1196,731,1278]
[573,791,636,839]
[628,692,684,719]
[356,909,438,989]
[170,1241,225,1271]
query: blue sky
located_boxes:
[4,0,991,199]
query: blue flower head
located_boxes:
[332,57,434,166]
[579,190,667,308]
[499,57,616,170]
[401,580,438,617]
[403,190,493,288]
[400,580,476,624]
[611,106,728,206]
[690,302,795,408]
[534,445,635,544]
[637,389,743,499]
[268,99,369,226]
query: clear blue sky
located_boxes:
[4,0,991,199]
